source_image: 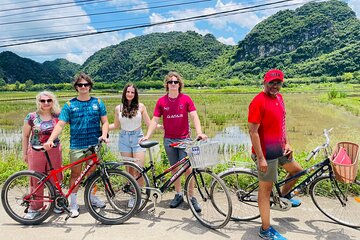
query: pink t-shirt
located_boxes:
[153,93,196,139]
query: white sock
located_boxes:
[70,193,77,207]
[177,192,183,196]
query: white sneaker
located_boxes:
[24,209,40,219]
[70,204,80,218]
[91,195,106,208]
[128,197,135,208]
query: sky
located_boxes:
[0,0,359,64]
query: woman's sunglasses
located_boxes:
[167,80,179,85]
[40,99,53,103]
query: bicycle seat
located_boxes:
[32,144,58,151]
[139,140,159,148]
[32,145,45,151]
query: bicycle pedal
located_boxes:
[148,207,156,215]
[270,198,292,211]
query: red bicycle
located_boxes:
[1,141,141,225]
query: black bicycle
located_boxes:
[108,139,232,229]
[218,129,360,228]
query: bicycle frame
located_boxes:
[141,155,192,193]
[24,150,100,203]
[275,157,333,199]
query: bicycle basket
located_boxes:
[186,141,220,169]
[331,142,359,183]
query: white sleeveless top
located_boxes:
[119,110,142,131]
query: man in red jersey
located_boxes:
[141,71,207,212]
[248,69,303,240]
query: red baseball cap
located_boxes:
[264,69,284,82]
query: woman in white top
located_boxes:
[110,84,159,207]
[110,83,152,158]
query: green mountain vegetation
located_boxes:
[81,31,231,82]
[0,51,80,84]
[230,0,360,78]
[0,0,358,87]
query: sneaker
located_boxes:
[70,204,80,218]
[91,195,106,208]
[128,197,135,208]
[289,198,301,207]
[53,207,64,214]
[24,209,40,219]
[259,226,287,240]
[190,197,201,213]
[169,194,184,208]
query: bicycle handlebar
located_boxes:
[306,128,332,162]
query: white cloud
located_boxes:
[217,36,237,45]
[110,0,149,14]
[143,13,210,35]
[143,0,264,37]
[205,0,264,29]
[0,0,124,64]
[348,0,360,18]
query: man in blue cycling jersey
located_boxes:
[44,73,109,218]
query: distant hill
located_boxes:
[0,51,80,84]
[230,0,360,77]
[81,31,231,82]
[0,0,358,84]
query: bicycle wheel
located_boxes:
[84,169,141,225]
[112,161,150,212]
[310,175,360,228]
[1,170,55,225]
[184,169,232,229]
[219,169,260,221]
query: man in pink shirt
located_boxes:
[142,71,207,212]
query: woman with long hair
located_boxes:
[110,83,159,207]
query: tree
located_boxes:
[15,81,21,90]
[342,72,353,82]
[0,78,5,87]
[25,79,34,90]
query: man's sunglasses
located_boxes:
[267,81,283,87]
[39,99,53,103]
[76,83,91,87]
[167,80,179,85]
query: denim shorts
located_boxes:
[164,138,189,166]
[251,154,294,182]
[118,129,145,153]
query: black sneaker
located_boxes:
[169,194,184,208]
[190,197,201,213]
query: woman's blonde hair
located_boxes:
[36,91,61,115]
[164,71,184,93]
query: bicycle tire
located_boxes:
[1,170,55,225]
[310,175,360,228]
[218,169,260,221]
[112,161,150,212]
[184,169,232,229]
[84,169,141,225]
